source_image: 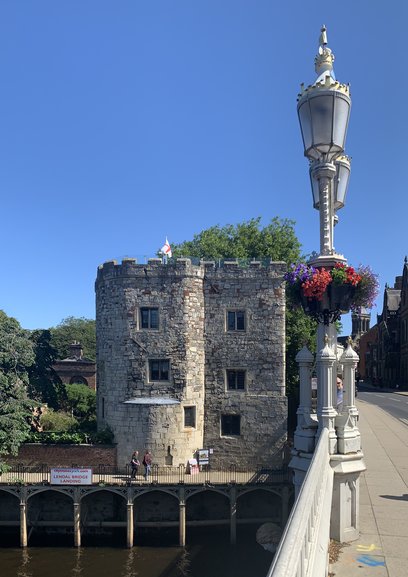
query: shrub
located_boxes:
[40,409,78,432]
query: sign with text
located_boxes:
[198,449,209,465]
[51,468,92,485]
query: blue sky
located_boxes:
[0,1,406,335]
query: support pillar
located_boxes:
[281,485,290,526]
[179,487,186,547]
[293,345,317,453]
[316,328,337,454]
[330,454,365,542]
[19,493,27,548]
[336,339,361,454]
[126,496,134,548]
[73,491,81,548]
[229,485,237,545]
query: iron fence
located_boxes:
[0,463,291,487]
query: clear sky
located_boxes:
[0,0,406,335]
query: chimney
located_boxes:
[69,342,83,359]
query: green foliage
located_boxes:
[171,218,316,399]
[171,217,302,263]
[26,431,89,444]
[63,383,96,424]
[27,329,65,409]
[40,409,78,432]
[25,428,113,445]
[50,317,96,360]
[0,310,35,457]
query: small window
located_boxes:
[227,310,245,331]
[140,307,159,329]
[184,406,196,428]
[221,414,241,436]
[226,369,246,390]
[149,359,170,381]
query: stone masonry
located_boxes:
[95,258,287,468]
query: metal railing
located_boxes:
[0,464,291,486]
[267,429,333,577]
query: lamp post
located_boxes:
[292,26,365,542]
[298,25,351,266]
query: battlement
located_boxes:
[96,257,287,285]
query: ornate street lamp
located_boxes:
[291,28,364,545]
[297,26,351,265]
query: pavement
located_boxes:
[330,393,408,577]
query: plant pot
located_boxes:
[299,283,356,323]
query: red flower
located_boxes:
[301,268,332,301]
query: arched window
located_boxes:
[69,376,88,386]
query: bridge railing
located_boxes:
[266,428,333,577]
[0,463,291,486]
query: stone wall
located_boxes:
[202,261,287,467]
[95,258,287,468]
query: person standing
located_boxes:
[143,450,152,480]
[130,451,140,479]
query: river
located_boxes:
[0,527,274,577]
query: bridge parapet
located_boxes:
[267,429,333,577]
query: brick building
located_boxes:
[95,258,288,469]
[52,342,96,390]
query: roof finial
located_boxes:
[319,24,328,48]
[314,25,335,82]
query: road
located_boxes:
[357,386,408,427]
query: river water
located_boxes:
[0,527,274,577]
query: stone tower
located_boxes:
[95,258,287,468]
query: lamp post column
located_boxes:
[312,163,337,256]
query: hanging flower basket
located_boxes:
[285,262,379,324]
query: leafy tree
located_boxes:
[27,329,65,409]
[171,217,302,264]
[63,383,96,427]
[0,310,35,464]
[50,317,96,360]
[171,218,316,410]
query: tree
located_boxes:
[63,383,96,429]
[50,317,96,360]
[171,218,316,411]
[0,310,35,463]
[171,217,302,264]
[27,329,65,409]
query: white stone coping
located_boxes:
[123,397,180,405]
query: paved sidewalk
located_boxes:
[330,399,408,577]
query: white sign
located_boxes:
[198,449,209,464]
[51,468,92,485]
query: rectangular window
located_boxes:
[227,310,245,331]
[184,406,196,428]
[226,369,246,390]
[149,359,170,381]
[140,307,159,329]
[221,414,241,436]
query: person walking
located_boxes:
[143,450,152,480]
[130,451,140,479]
